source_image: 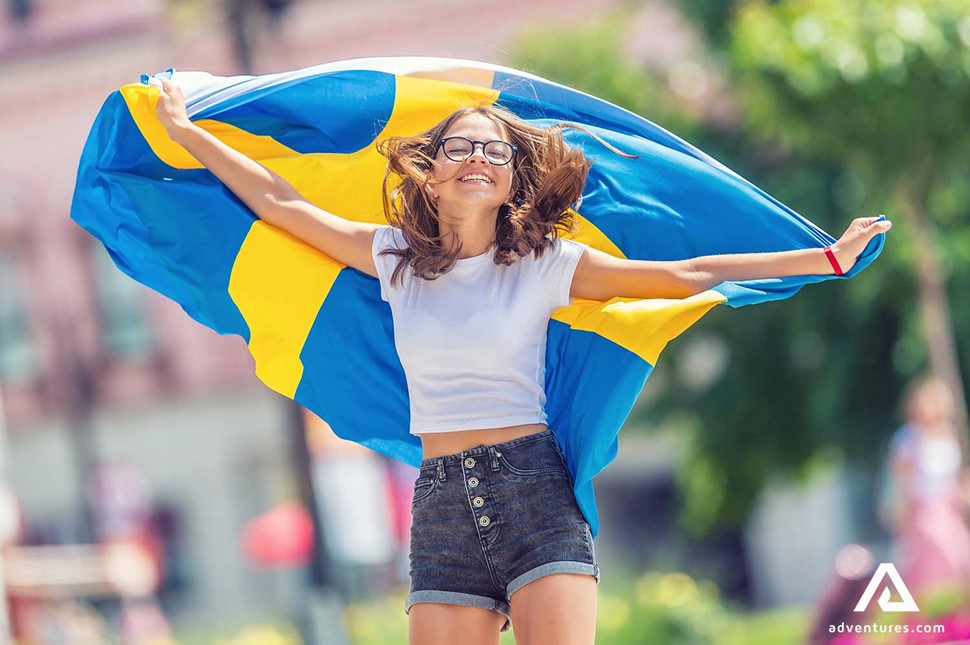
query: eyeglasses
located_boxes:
[437,136,517,166]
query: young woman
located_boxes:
[154,76,891,645]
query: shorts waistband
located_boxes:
[419,428,554,468]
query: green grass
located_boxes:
[169,573,812,644]
[341,576,810,645]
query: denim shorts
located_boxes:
[405,428,600,633]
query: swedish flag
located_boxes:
[71,57,885,538]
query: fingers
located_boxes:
[157,76,182,98]
[855,216,892,230]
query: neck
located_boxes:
[436,204,500,258]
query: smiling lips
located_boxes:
[458,172,492,184]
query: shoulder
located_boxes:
[529,235,589,309]
[541,235,588,267]
[523,236,588,278]
[556,236,588,258]
[373,225,407,252]
[532,235,587,260]
[890,425,917,458]
[372,226,409,301]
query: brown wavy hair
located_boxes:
[375,103,630,286]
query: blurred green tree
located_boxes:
[728,0,970,456]
[510,0,970,536]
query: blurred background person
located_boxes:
[883,376,970,600]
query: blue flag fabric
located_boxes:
[71,57,885,538]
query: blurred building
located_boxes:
[0,0,626,633]
[0,0,311,632]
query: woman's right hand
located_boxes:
[155,77,192,137]
[144,74,381,277]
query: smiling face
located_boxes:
[429,113,516,213]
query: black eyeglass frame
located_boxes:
[436,136,518,166]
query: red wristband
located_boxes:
[824,246,844,276]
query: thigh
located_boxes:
[406,460,513,634]
[409,603,505,645]
[490,434,599,590]
[508,573,598,645]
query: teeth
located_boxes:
[460,175,490,183]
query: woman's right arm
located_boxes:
[155,77,380,278]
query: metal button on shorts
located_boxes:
[465,457,476,468]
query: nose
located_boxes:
[465,143,489,164]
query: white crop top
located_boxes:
[371,225,587,435]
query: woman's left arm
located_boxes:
[571,216,892,301]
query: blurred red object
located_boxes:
[241,501,315,568]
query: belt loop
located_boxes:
[437,459,446,482]
[551,429,565,458]
[488,446,500,472]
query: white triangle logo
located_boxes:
[853,563,920,613]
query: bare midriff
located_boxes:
[420,422,548,459]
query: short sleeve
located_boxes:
[372,225,404,302]
[537,237,588,310]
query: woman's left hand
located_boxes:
[833,216,893,273]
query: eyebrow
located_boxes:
[444,134,510,141]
